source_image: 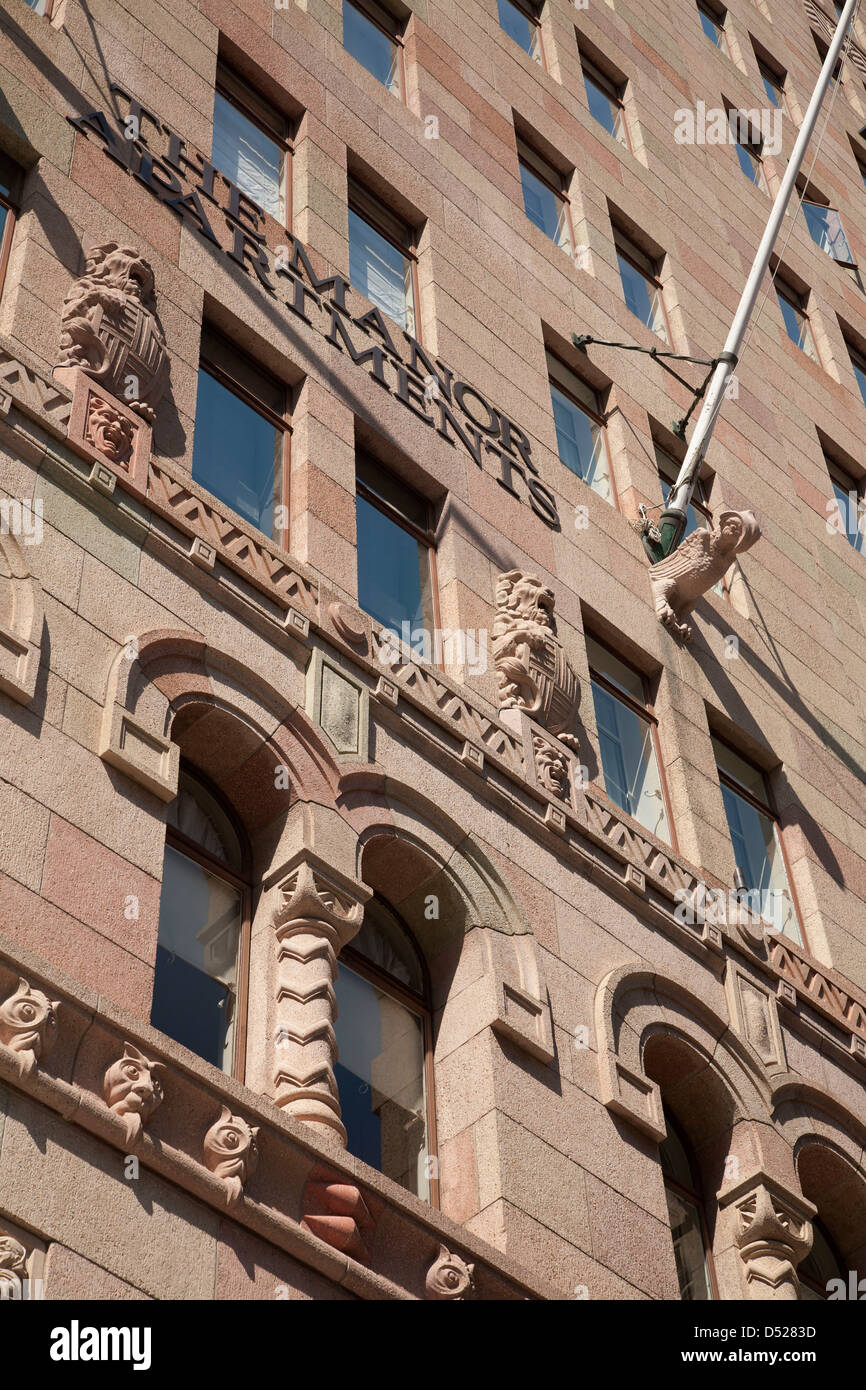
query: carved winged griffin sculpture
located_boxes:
[649,509,760,641]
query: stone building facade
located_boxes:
[0,0,865,1303]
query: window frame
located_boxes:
[213,63,293,228]
[355,451,442,656]
[660,1108,720,1301]
[801,196,858,275]
[348,179,421,339]
[827,453,866,553]
[197,331,292,550]
[580,55,632,151]
[713,736,805,947]
[0,158,20,305]
[757,56,789,115]
[697,0,731,56]
[339,894,439,1206]
[729,111,769,192]
[342,0,408,99]
[847,338,866,405]
[25,0,55,16]
[613,227,672,344]
[775,277,820,363]
[161,765,253,1082]
[547,350,618,507]
[587,635,677,850]
[516,137,575,255]
[498,0,546,68]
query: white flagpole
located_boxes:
[655,0,859,559]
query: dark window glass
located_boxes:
[849,344,866,406]
[356,454,434,644]
[548,353,613,501]
[776,284,818,360]
[497,0,542,61]
[152,772,247,1073]
[758,60,786,110]
[583,63,627,144]
[333,896,432,1198]
[660,1110,714,1301]
[193,330,287,541]
[615,234,669,341]
[803,200,855,264]
[697,2,727,50]
[343,0,402,95]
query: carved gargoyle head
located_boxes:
[103,1042,166,1122]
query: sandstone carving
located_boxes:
[532,733,570,800]
[56,242,169,423]
[649,509,760,641]
[0,977,59,1075]
[0,1232,27,1299]
[103,1042,166,1145]
[493,570,580,748]
[731,1180,813,1299]
[301,1164,380,1265]
[85,396,136,464]
[425,1243,475,1300]
[203,1106,259,1207]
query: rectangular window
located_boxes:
[729,112,768,191]
[548,352,613,503]
[356,452,436,650]
[847,340,866,407]
[192,327,290,544]
[24,0,53,13]
[497,0,544,64]
[698,2,729,53]
[581,56,629,147]
[803,200,857,271]
[588,636,672,843]
[758,58,788,112]
[348,182,417,334]
[517,139,573,253]
[212,66,290,223]
[614,228,670,342]
[776,280,819,361]
[713,737,802,945]
[342,0,404,97]
[827,455,865,553]
[0,154,21,304]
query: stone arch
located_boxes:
[337,771,554,1065]
[98,628,344,824]
[0,527,43,705]
[773,1082,866,1285]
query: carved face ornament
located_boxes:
[0,978,59,1056]
[104,1043,165,1119]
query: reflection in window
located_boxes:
[588,637,671,842]
[192,327,288,543]
[582,58,628,145]
[348,185,417,333]
[334,895,433,1199]
[343,0,403,96]
[713,737,802,944]
[776,281,819,361]
[827,455,865,554]
[660,1109,714,1300]
[614,229,669,341]
[211,68,288,221]
[518,140,572,253]
[151,771,248,1074]
[548,352,612,502]
[497,0,543,64]
[356,452,435,648]
[803,201,856,268]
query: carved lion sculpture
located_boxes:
[56,242,169,424]
[649,509,760,642]
[493,569,580,749]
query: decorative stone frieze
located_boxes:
[203,1105,260,1208]
[718,1170,815,1300]
[0,976,59,1075]
[270,854,371,1142]
[493,569,580,748]
[103,1042,166,1146]
[649,509,760,641]
[426,1244,475,1300]
[55,243,169,424]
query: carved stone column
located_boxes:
[270,852,371,1144]
[718,1169,815,1300]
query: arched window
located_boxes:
[660,1107,717,1300]
[798,1219,845,1300]
[151,767,251,1076]
[333,893,437,1202]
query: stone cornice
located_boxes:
[2,339,866,1071]
[0,933,547,1301]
